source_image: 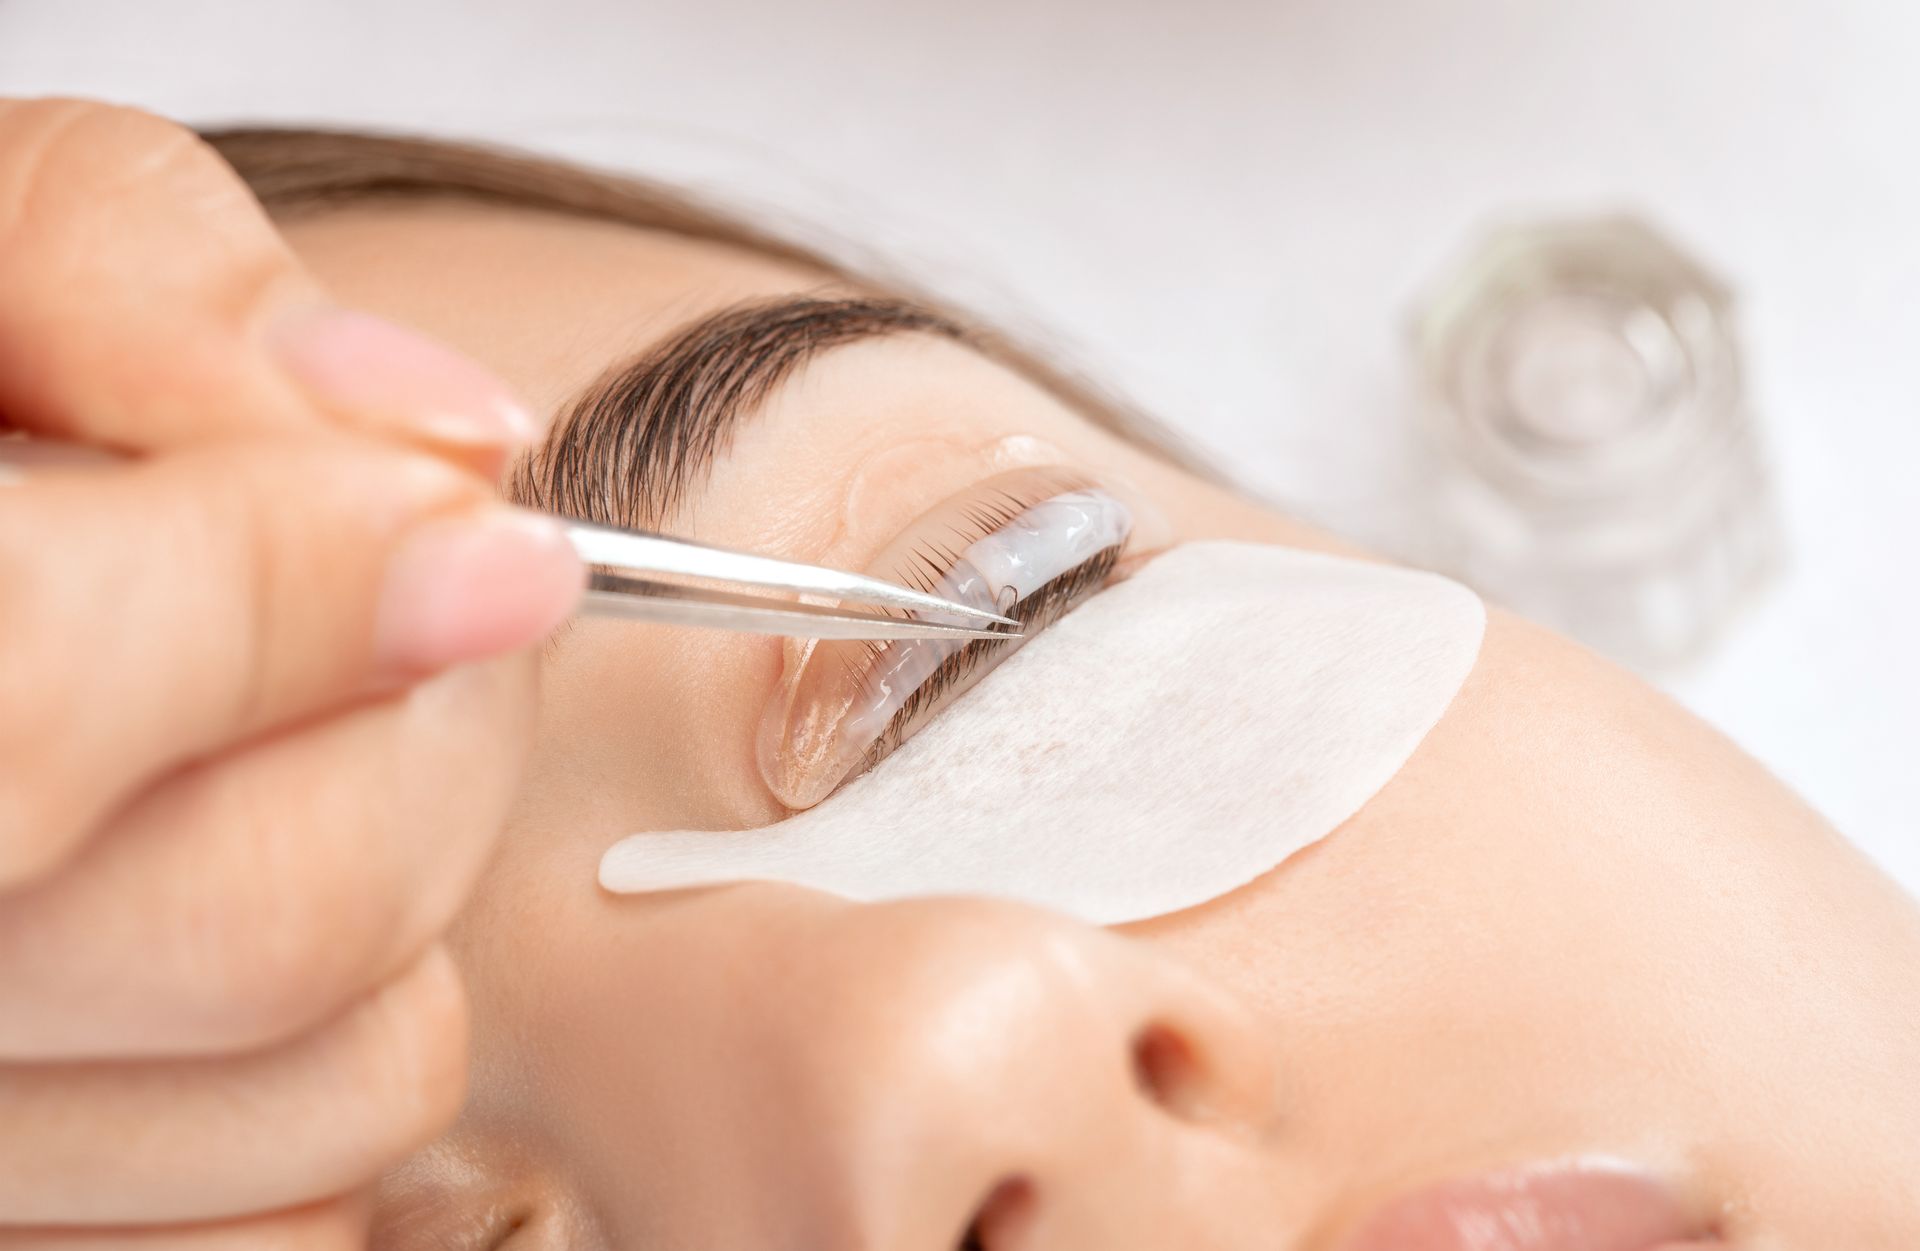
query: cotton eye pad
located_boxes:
[600,541,1486,924]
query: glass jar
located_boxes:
[1409,215,1782,669]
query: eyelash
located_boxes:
[843,477,1124,777]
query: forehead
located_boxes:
[279,201,834,418]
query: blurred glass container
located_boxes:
[1410,214,1782,670]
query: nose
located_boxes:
[768,897,1283,1250]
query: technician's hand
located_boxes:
[0,100,583,1244]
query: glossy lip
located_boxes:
[1331,1157,1720,1251]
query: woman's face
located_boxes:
[285,202,1920,1250]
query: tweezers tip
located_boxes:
[922,623,1024,642]
[899,592,1020,627]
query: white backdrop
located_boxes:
[3,0,1914,890]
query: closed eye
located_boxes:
[756,467,1135,810]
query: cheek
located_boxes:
[526,621,789,842]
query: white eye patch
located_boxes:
[600,542,1486,924]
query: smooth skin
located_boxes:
[0,101,584,1242]
[272,193,1920,1244]
[5,102,1919,1250]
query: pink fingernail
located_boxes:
[270,308,542,450]
[376,508,585,674]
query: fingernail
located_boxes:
[376,508,585,674]
[270,308,542,450]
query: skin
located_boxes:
[277,203,1920,1250]
[0,101,583,1247]
[3,99,1911,1248]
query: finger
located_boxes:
[0,657,533,1060]
[0,1197,369,1251]
[0,946,466,1227]
[0,99,535,458]
[0,436,582,888]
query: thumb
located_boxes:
[0,99,535,461]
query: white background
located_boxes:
[3,0,1914,891]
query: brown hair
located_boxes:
[200,126,1214,480]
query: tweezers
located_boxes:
[565,519,1021,641]
[0,438,1015,643]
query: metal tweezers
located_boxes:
[0,437,1015,643]
[566,518,1020,641]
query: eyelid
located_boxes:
[757,467,1146,809]
[829,432,1079,570]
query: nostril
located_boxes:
[958,1176,1035,1250]
[1130,1019,1214,1122]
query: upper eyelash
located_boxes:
[830,471,1094,685]
[801,469,1126,792]
[886,479,1090,600]
[855,544,1120,773]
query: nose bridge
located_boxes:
[787,899,1281,1250]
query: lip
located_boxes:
[1331,1158,1719,1251]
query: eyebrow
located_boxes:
[507,296,972,529]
